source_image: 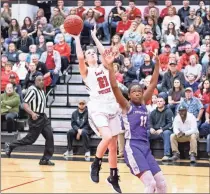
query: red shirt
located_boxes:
[177,51,198,70]
[45,53,55,70]
[77,7,86,19]
[95,6,105,23]
[1,71,19,91]
[143,40,159,57]
[206,105,210,114]
[145,88,158,105]
[126,7,141,20]
[194,89,210,105]
[54,43,71,62]
[116,20,132,35]
[159,53,170,71]
[160,7,176,18]
[115,72,123,83]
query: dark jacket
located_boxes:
[178,6,190,23]
[161,71,185,93]
[23,71,43,89]
[17,37,33,53]
[5,51,19,63]
[124,66,137,85]
[71,108,93,135]
[149,107,173,131]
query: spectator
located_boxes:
[126,0,141,20]
[184,74,199,93]
[63,100,92,157]
[1,18,9,39]
[143,0,159,20]
[178,0,190,30]
[1,83,20,133]
[177,44,198,70]
[1,54,8,72]
[22,62,43,91]
[135,15,146,36]
[168,79,185,114]
[93,0,110,42]
[54,25,72,47]
[184,55,202,82]
[193,16,204,37]
[31,54,51,87]
[125,40,136,58]
[69,7,77,15]
[199,105,210,156]
[175,32,190,58]
[39,42,61,86]
[185,25,200,52]
[122,57,137,87]
[34,8,45,26]
[179,87,204,126]
[159,44,171,77]
[194,79,210,107]
[50,7,65,33]
[160,62,185,97]
[1,62,19,92]
[200,35,210,55]
[57,0,69,19]
[202,8,210,38]
[17,29,33,53]
[160,0,176,20]
[113,63,124,84]
[21,17,36,40]
[1,2,11,24]
[39,17,55,42]
[131,44,145,73]
[139,54,155,81]
[201,43,210,74]
[13,53,28,85]
[9,74,23,103]
[148,7,159,26]
[36,35,47,55]
[76,0,86,19]
[142,30,159,57]
[111,34,125,54]
[111,46,125,71]
[196,0,207,17]
[161,22,178,53]
[116,13,132,36]
[26,45,40,63]
[170,104,199,163]
[184,8,196,30]
[146,94,158,113]
[162,7,181,32]
[109,0,126,28]
[121,21,142,46]
[147,16,161,41]
[148,96,173,161]
[5,43,19,63]
[54,34,71,73]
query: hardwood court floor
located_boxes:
[1,153,210,193]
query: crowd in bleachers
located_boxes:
[1,0,210,161]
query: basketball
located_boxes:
[64,15,84,35]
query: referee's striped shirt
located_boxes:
[24,86,46,113]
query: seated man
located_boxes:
[1,83,20,133]
[170,104,199,163]
[63,100,93,157]
[199,105,210,157]
[148,96,174,161]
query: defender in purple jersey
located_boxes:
[108,51,167,193]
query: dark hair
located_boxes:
[22,17,32,28]
[200,79,210,94]
[166,22,176,36]
[128,83,143,94]
[172,79,183,91]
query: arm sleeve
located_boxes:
[172,116,180,135]
[184,114,198,135]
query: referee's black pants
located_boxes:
[10,114,54,160]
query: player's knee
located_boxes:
[155,173,167,193]
[146,179,156,191]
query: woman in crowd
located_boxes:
[168,79,185,114]
[112,45,125,71]
[196,0,207,17]
[125,40,136,58]
[36,35,46,55]
[26,45,40,63]
[5,43,19,63]
[22,17,36,41]
[148,7,159,26]
[111,34,125,54]
[193,16,204,37]
[201,43,210,76]
[161,22,178,53]
[146,94,158,114]
[34,8,45,25]
[147,16,161,41]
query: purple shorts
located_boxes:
[124,139,161,176]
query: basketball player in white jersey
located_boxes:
[69,26,122,193]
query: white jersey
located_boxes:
[83,64,119,114]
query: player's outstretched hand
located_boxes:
[152,51,159,61]
[103,48,115,69]
[90,24,97,38]
[68,33,80,40]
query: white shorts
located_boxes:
[88,111,122,137]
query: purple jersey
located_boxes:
[122,103,149,142]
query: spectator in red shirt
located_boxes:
[159,44,171,78]
[143,0,159,20]
[93,0,110,42]
[126,1,141,21]
[1,62,19,92]
[160,0,176,19]
[116,13,131,36]
[40,42,61,86]
[54,34,71,73]
[113,63,123,84]
[142,30,159,57]
[177,44,198,70]
[76,0,86,19]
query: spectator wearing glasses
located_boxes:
[63,100,93,158]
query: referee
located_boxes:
[4,75,55,166]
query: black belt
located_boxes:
[34,112,45,116]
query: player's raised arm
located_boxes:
[105,50,130,112]
[70,34,87,79]
[143,53,160,103]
